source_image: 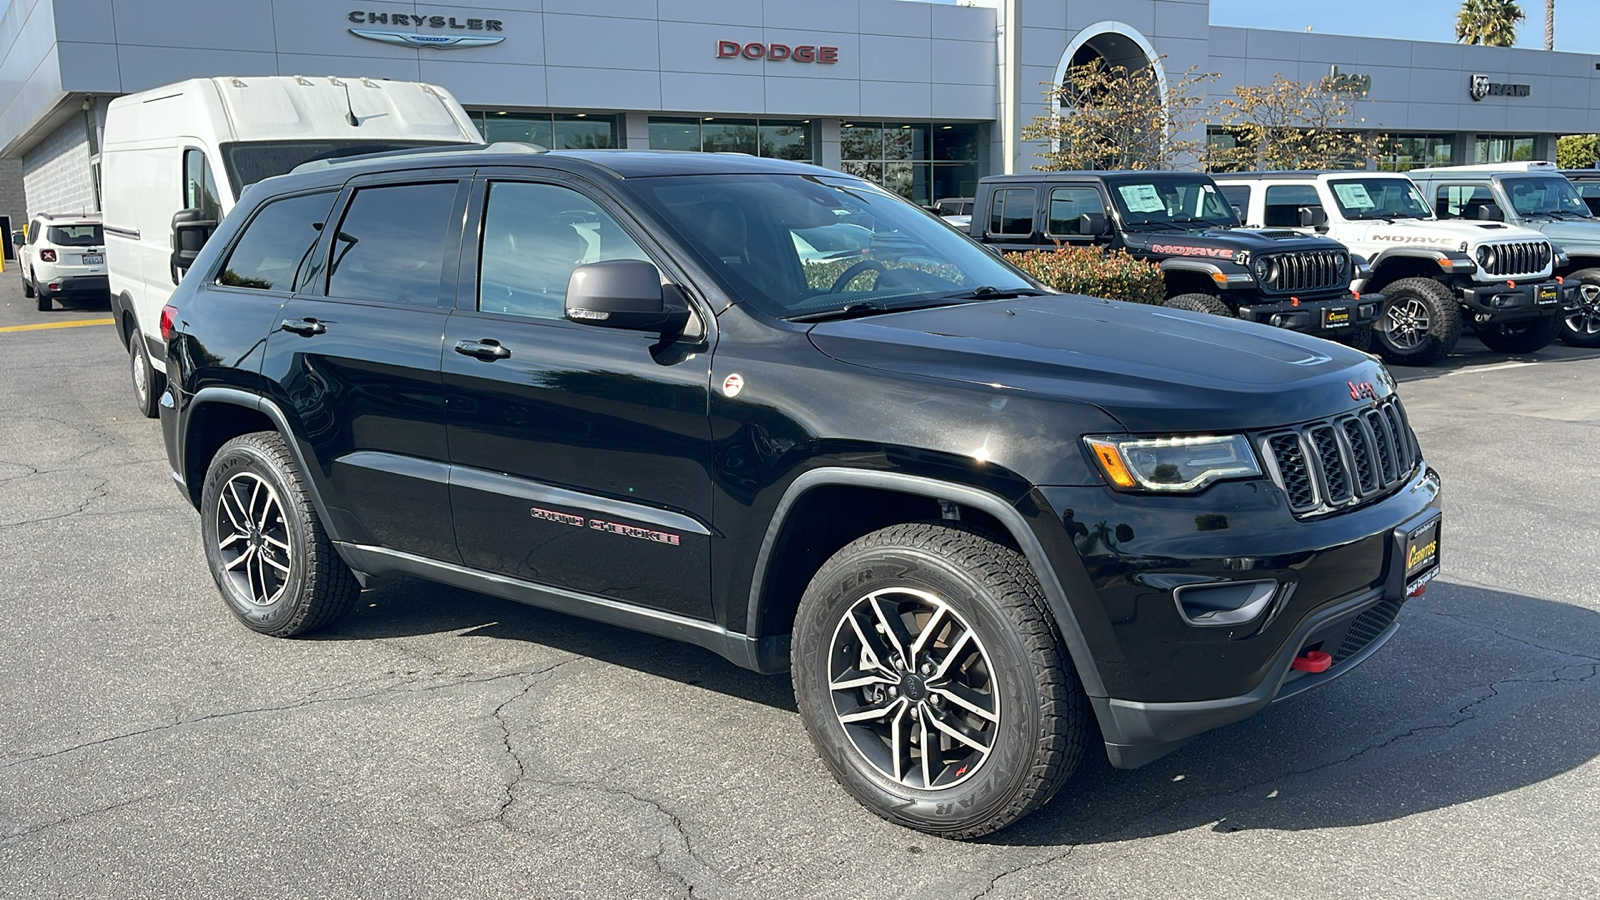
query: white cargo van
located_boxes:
[102,76,482,416]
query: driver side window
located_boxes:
[1436,184,1497,220]
[478,182,651,320]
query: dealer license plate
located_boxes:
[82,254,104,265]
[1403,515,1441,591]
[1536,284,1558,305]
[1321,306,1352,329]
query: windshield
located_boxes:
[1106,177,1238,228]
[1501,176,1592,218]
[631,174,1039,320]
[1327,178,1433,220]
[46,225,102,246]
[220,140,463,197]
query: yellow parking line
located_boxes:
[0,317,114,334]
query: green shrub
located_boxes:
[1004,245,1166,305]
[1557,134,1600,170]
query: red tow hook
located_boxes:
[1408,583,1427,599]
[1291,650,1333,673]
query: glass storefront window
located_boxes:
[840,122,983,206]
[650,117,815,162]
[840,123,884,161]
[1475,134,1536,164]
[1379,134,1454,172]
[473,110,620,150]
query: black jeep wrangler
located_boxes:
[158,147,1441,839]
[970,171,1383,345]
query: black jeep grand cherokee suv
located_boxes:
[158,147,1441,838]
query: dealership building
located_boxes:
[2,0,1599,228]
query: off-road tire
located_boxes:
[1336,324,1374,353]
[1559,267,1600,348]
[791,523,1089,839]
[129,337,161,419]
[200,431,359,637]
[1373,277,1462,367]
[1164,292,1234,318]
[1474,314,1559,355]
[23,269,35,298]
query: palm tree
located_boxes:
[1545,0,1554,50]
[1455,0,1525,47]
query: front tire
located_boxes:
[1560,268,1600,348]
[129,337,162,419]
[200,432,359,637]
[1474,315,1558,354]
[791,523,1088,839]
[1373,277,1461,367]
[1163,292,1234,318]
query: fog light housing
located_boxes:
[1173,579,1280,626]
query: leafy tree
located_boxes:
[1557,134,1600,169]
[1208,74,1382,171]
[1023,57,1216,171]
[1456,0,1525,47]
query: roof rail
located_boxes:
[289,141,548,175]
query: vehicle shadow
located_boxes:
[987,580,1600,846]
[1389,334,1600,383]
[314,577,1598,843]
[317,576,799,712]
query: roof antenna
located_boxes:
[340,80,360,127]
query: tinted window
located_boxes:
[184,149,222,222]
[1264,184,1323,227]
[46,225,103,246]
[218,192,338,292]
[220,140,456,197]
[478,182,650,319]
[327,182,458,306]
[988,188,1035,235]
[1217,184,1251,214]
[1046,187,1105,235]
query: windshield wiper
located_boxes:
[933,285,1049,301]
[788,302,888,323]
[1125,220,1185,232]
[788,288,1046,323]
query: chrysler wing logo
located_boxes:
[350,29,505,48]
[1469,73,1491,102]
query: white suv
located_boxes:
[1214,172,1571,366]
[15,213,109,312]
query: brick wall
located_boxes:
[0,158,23,260]
[22,116,96,221]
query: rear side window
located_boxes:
[1263,184,1322,227]
[46,225,102,246]
[987,188,1036,236]
[478,181,650,320]
[327,182,458,306]
[1217,184,1251,215]
[1046,187,1105,236]
[217,191,338,292]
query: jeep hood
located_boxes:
[1523,219,1600,251]
[807,295,1387,434]
[1124,227,1341,254]
[1358,218,1546,247]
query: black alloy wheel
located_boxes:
[1560,268,1600,348]
[1373,277,1461,367]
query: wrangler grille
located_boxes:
[1261,396,1421,517]
[1261,251,1346,294]
[1479,240,1551,277]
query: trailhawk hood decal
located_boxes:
[808,296,1387,433]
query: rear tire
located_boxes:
[1163,292,1234,318]
[791,523,1088,839]
[1373,277,1461,367]
[129,336,161,419]
[1474,315,1558,354]
[200,432,359,637]
[1559,268,1600,348]
[22,269,35,298]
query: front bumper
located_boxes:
[1238,292,1384,337]
[1036,465,1442,768]
[1458,278,1566,322]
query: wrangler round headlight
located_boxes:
[1252,257,1273,281]
[1476,245,1495,268]
[1084,434,1262,493]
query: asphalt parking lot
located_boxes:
[2,277,1597,900]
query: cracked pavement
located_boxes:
[2,285,1599,898]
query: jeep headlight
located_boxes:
[1251,257,1274,281]
[1084,435,1261,492]
[1476,245,1495,269]
[1334,251,1349,277]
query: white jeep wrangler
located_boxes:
[1215,171,1572,366]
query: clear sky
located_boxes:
[1200,1,1593,53]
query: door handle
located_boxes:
[454,339,511,361]
[280,317,326,336]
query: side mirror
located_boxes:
[565,260,685,334]
[10,231,23,247]
[1298,206,1329,229]
[1230,204,1244,222]
[170,208,216,284]
[1078,212,1108,236]
[1476,203,1505,221]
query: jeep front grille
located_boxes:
[1479,240,1551,277]
[1262,251,1346,294]
[1260,396,1421,517]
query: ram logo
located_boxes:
[1470,74,1491,102]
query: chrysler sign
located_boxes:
[348,10,506,48]
[717,40,839,63]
